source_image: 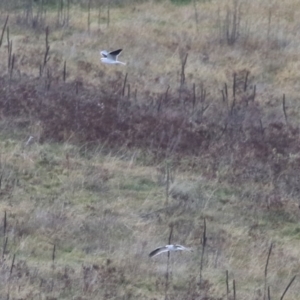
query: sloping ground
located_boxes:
[0,131,300,299]
[0,1,300,299]
[1,70,300,192]
[0,72,299,299]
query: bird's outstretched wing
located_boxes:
[109,49,123,57]
[175,245,192,252]
[149,246,169,258]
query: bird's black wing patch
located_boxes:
[109,49,123,56]
[149,247,161,258]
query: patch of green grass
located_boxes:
[215,187,235,200]
[119,176,157,192]
[281,225,300,239]
[263,210,297,226]
[170,0,192,5]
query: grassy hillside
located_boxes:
[0,0,300,299]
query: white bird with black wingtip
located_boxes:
[100,49,126,65]
[149,244,192,258]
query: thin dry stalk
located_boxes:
[268,286,271,300]
[157,96,162,114]
[9,254,15,279]
[75,81,79,95]
[58,0,64,26]
[233,279,236,300]
[66,0,70,26]
[122,73,128,96]
[2,213,8,269]
[230,73,237,115]
[244,70,249,92]
[164,85,170,104]
[2,236,8,259]
[218,122,228,140]
[260,119,265,137]
[6,25,9,52]
[52,244,56,264]
[180,53,188,87]
[7,40,12,70]
[87,0,91,34]
[107,1,110,28]
[168,132,182,157]
[57,0,60,26]
[75,97,79,129]
[280,275,296,300]
[224,0,241,46]
[199,218,207,286]
[221,82,229,111]
[63,60,67,82]
[38,0,47,27]
[179,53,188,103]
[45,68,52,91]
[127,84,130,99]
[42,26,50,76]
[23,1,33,25]
[51,244,56,292]
[226,270,229,299]
[200,83,209,116]
[200,83,206,103]
[193,0,199,33]
[252,85,256,101]
[282,94,287,124]
[192,83,196,111]
[9,53,14,80]
[165,163,170,206]
[0,15,9,48]
[134,88,137,101]
[98,2,102,27]
[44,26,50,59]
[3,211,6,237]
[165,224,173,300]
[264,242,273,300]
[266,6,272,56]
[221,89,226,102]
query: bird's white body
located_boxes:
[100,49,126,65]
[149,244,192,258]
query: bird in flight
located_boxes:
[149,244,192,258]
[100,49,126,65]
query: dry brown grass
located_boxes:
[0,0,299,299]
[0,136,299,299]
